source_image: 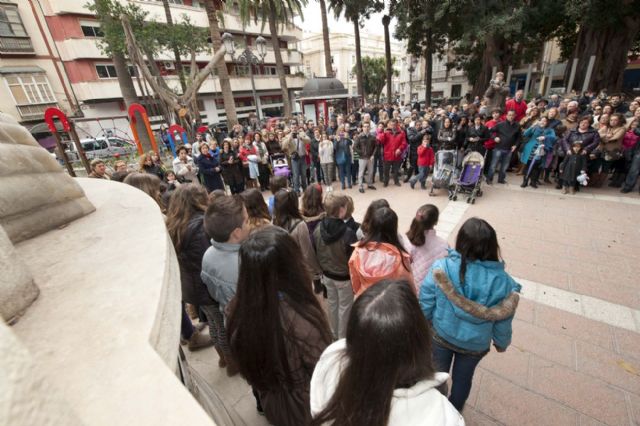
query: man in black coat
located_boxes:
[404,120,433,182]
[486,110,522,184]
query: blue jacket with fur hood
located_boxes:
[419,249,521,353]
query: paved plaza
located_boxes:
[185,177,640,426]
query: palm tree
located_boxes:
[382,14,391,102]
[319,0,333,77]
[327,0,382,102]
[204,0,238,125]
[236,0,305,118]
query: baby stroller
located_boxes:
[271,153,290,178]
[429,149,458,196]
[451,151,485,204]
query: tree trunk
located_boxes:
[567,19,640,93]
[205,0,238,125]
[268,0,292,118]
[161,0,187,93]
[424,32,433,107]
[473,34,512,98]
[353,16,365,102]
[319,0,333,77]
[383,15,392,104]
[113,51,152,151]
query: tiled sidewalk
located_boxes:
[185,178,640,425]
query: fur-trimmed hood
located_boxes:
[433,270,519,321]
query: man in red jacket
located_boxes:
[376,119,408,187]
[503,90,527,122]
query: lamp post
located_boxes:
[222,32,267,121]
[407,55,418,105]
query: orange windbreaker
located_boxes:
[348,242,414,297]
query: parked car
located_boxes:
[65,137,136,161]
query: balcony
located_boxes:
[16,103,58,120]
[72,75,306,102]
[57,38,104,60]
[0,35,34,54]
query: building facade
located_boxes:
[397,51,472,105]
[0,0,305,140]
[397,40,568,106]
[299,31,404,101]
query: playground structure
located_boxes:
[44,104,183,174]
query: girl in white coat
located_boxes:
[310,279,464,426]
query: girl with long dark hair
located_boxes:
[311,280,463,426]
[420,217,521,412]
[301,183,325,238]
[356,198,390,240]
[240,188,271,232]
[227,227,332,426]
[273,188,321,279]
[348,207,413,296]
[166,184,230,357]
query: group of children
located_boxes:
[158,173,522,426]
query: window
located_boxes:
[5,73,56,105]
[451,84,462,98]
[80,22,103,38]
[0,4,33,53]
[263,66,277,75]
[234,64,250,76]
[108,138,128,148]
[0,4,27,37]
[96,64,117,79]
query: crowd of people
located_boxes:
[89,80,640,199]
[81,80,640,425]
[108,156,521,425]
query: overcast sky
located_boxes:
[294,0,398,37]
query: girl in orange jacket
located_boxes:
[348,206,413,296]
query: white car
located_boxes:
[66,137,136,160]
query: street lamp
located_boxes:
[222,32,268,120]
[407,55,418,104]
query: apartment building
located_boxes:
[0,0,305,140]
[300,31,404,100]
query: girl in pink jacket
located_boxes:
[403,205,448,292]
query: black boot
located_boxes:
[520,177,528,188]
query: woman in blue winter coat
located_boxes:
[519,116,557,188]
[419,217,521,412]
[195,142,224,192]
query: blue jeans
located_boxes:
[432,339,485,412]
[410,165,430,186]
[487,149,512,183]
[337,161,352,187]
[623,150,640,191]
[291,156,308,193]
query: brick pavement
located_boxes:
[185,177,640,425]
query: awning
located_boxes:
[0,66,45,74]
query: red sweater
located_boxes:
[376,128,408,161]
[503,99,527,122]
[417,145,435,167]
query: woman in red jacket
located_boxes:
[376,119,408,187]
[409,133,435,190]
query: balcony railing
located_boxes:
[16,103,58,120]
[0,35,35,54]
